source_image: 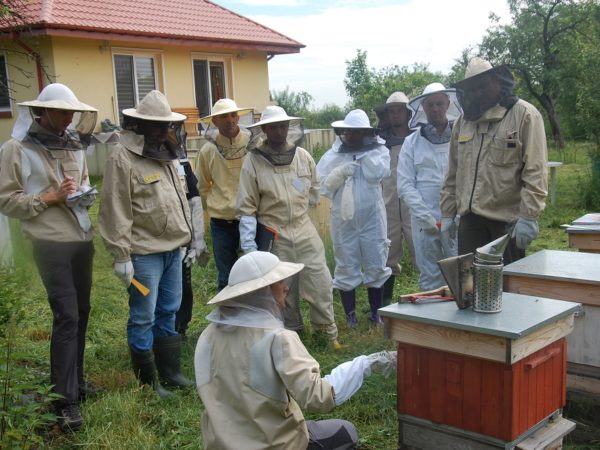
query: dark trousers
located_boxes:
[32,240,94,405]
[458,213,525,264]
[175,258,193,334]
[307,419,358,450]
[210,218,240,291]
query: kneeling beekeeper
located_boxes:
[99,90,193,398]
[194,251,396,450]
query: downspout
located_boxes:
[10,32,45,92]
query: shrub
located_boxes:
[0,270,59,449]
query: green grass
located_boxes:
[1,143,599,449]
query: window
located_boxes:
[193,56,230,118]
[0,53,11,117]
[113,53,158,120]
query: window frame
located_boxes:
[190,52,232,119]
[111,48,163,123]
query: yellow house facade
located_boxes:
[0,0,304,141]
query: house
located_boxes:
[0,0,304,140]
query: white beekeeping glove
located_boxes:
[324,162,358,192]
[186,197,209,267]
[239,215,258,253]
[114,260,134,287]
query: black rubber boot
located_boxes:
[153,335,194,388]
[382,275,396,306]
[130,349,172,399]
[339,289,358,328]
[367,287,384,326]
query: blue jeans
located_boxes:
[127,249,182,352]
[210,218,240,291]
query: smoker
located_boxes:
[437,234,510,313]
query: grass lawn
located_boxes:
[1,143,599,449]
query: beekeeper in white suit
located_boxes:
[195,251,396,450]
[316,110,390,327]
[397,83,461,290]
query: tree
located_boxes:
[0,0,52,96]
[479,0,591,149]
[343,50,446,119]
[304,103,347,130]
[574,2,600,149]
[270,87,313,117]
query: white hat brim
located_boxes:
[208,260,304,304]
[330,119,373,129]
[201,107,253,122]
[18,99,97,113]
[122,108,186,122]
[248,115,301,128]
[409,88,457,112]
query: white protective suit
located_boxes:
[397,127,457,290]
[317,137,391,291]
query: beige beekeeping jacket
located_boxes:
[440,100,548,222]
[195,130,249,220]
[236,146,319,237]
[0,137,93,242]
[195,324,335,450]
[99,131,191,262]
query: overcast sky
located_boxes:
[214,0,511,108]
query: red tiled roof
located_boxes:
[2,0,304,54]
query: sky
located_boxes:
[213,0,512,108]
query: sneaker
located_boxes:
[56,403,83,432]
[79,381,104,401]
[346,311,358,329]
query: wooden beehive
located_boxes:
[396,339,567,441]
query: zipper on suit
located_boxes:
[468,135,485,212]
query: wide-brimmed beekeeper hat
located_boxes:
[331,109,373,129]
[122,90,186,122]
[200,98,253,122]
[18,83,97,112]
[208,251,304,304]
[248,105,301,128]
[408,82,461,128]
[373,91,410,114]
[452,57,512,90]
[12,83,98,141]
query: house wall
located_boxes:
[1,36,275,141]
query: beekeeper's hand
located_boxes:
[114,260,134,287]
[419,214,439,234]
[440,216,457,240]
[184,243,210,268]
[512,217,539,249]
[325,162,359,192]
[366,351,397,377]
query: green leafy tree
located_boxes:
[304,103,347,130]
[270,87,313,117]
[574,2,600,149]
[343,50,446,120]
[479,0,591,149]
